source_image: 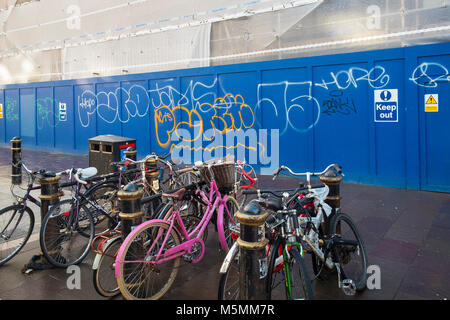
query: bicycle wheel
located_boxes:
[0,205,34,266]
[40,199,95,268]
[92,236,122,297]
[330,212,368,291]
[84,182,119,235]
[218,243,240,300]
[116,221,181,300]
[267,237,314,300]
[218,196,239,251]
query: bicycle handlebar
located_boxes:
[272,163,343,182]
[73,171,87,185]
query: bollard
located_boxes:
[23,172,63,272]
[123,146,138,181]
[123,147,137,168]
[319,169,343,234]
[144,157,161,219]
[11,137,22,185]
[118,183,144,239]
[236,201,269,300]
[144,157,159,190]
[118,184,144,285]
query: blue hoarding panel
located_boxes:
[0,90,4,143]
[121,80,151,157]
[74,84,96,152]
[416,54,450,192]
[36,87,54,148]
[0,42,449,191]
[54,86,75,151]
[4,89,20,141]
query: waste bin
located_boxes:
[88,135,136,175]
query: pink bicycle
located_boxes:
[114,158,239,300]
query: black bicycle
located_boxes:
[0,162,77,266]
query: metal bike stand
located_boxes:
[23,173,63,273]
[118,183,144,238]
[144,157,160,219]
[319,169,343,234]
[118,184,144,282]
[11,137,22,185]
[123,147,137,169]
[236,201,269,300]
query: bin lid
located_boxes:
[88,134,135,143]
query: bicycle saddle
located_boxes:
[261,196,283,212]
[163,187,186,200]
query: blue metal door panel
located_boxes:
[95,82,122,137]
[313,63,370,184]
[121,81,150,157]
[373,59,406,188]
[54,86,74,151]
[417,55,450,192]
[0,90,5,143]
[4,89,20,141]
[217,71,259,165]
[74,84,96,152]
[20,88,36,147]
[149,78,178,157]
[173,75,218,163]
[259,67,312,173]
[36,87,54,148]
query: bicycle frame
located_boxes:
[116,180,235,276]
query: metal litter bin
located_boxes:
[88,135,136,175]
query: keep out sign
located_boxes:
[374,89,398,122]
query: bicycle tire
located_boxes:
[0,204,34,266]
[84,181,120,236]
[218,243,240,300]
[116,221,181,300]
[217,196,239,251]
[330,212,368,291]
[267,237,314,300]
[92,236,122,297]
[40,199,95,268]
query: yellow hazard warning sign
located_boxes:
[424,94,438,112]
[0,103,3,119]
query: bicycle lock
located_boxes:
[11,137,22,185]
[236,201,269,300]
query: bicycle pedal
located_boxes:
[182,255,193,263]
[341,279,356,296]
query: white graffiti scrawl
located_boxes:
[409,62,450,88]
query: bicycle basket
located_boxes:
[198,155,236,190]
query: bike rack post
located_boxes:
[144,157,160,218]
[319,169,343,234]
[23,172,63,272]
[118,184,144,280]
[118,183,144,239]
[11,137,22,185]
[123,147,137,170]
[236,201,269,300]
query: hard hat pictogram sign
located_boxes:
[424,94,438,112]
